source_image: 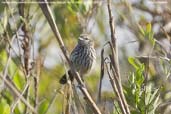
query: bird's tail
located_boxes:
[59,70,74,84]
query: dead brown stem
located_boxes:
[105,60,126,114]
[98,48,104,102]
[107,0,130,114]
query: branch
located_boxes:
[37,0,102,114]
[105,59,126,114]
[107,0,116,50]
[107,0,130,114]
[97,48,104,102]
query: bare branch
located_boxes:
[107,0,130,114]
[105,59,126,114]
[98,48,104,102]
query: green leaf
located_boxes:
[128,57,138,69]
[79,3,86,14]
[146,23,151,33]
[67,0,87,15]
[8,59,17,76]
[0,50,7,71]
[38,100,49,114]
[145,23,155,45]
[0,50,7,63]
[67,4,76,15]
[126,57,160,114]
[149,33,155,46]
[13,71,25,91]
[0,99,10,114]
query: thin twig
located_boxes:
[44,89,59,114]
[107,41,129,114]
[37,0,102,114]
[33,56,41,112]
[105,59,126,114]
[2,44,12,89]
[98,48,104,102]
[4,0,24,69]
[135,56,170,62]
[72,85,86,114]
[11,82,29,113]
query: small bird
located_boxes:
[59,34,96,84]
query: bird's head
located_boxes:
[78,34,94,47]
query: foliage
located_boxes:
[124,57,160,114]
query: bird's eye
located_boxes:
[84,38,89,40]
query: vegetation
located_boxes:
[0,0,171,114]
